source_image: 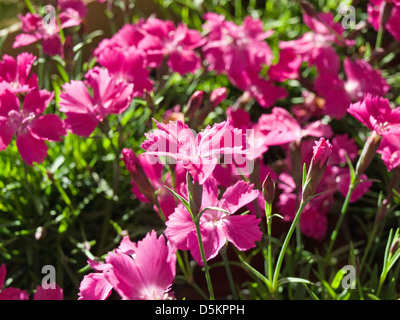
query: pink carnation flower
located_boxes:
[59,67,134,137]
[0,264,29,300]
[202,13,288,108]
[141,119,246,185]
[256,107,333,147]
[0,86,66,165]
[344,58,390,101]
[78,231,177,300]
[13,6,83,57]
[165,177,262,264]
[347,94,400,136]
[138,17,206,74]
[96,46,153,98]
[378,133,400,171]
[0,53,38,94]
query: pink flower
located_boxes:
[277,173,329,240]
[347,94,400,136]
[202,13,273,75]
[78,231,177,300]
[344,58,390,101]
[96,46,153,98]
[165,177,261,264]
[329,134,359,166]
[78,259,114,300]
[59,67,134,137]
[280,12,351,74]
[13,8,82,57]
[0,86,66,165]
[202,14,286,108]
[299,206,328,241]
[0,264,29,300]
[378,133,400,171]
[138,17,206,74]
[256,107,333,146]
[268,47,302,82]
[334,167,372,202]
[0,53,38,93]
[141,119,246,184]
[33,284,63,300]
[368,0,400,43]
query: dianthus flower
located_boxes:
[0,86,66,165]
[165,177,262,264]
[141,119,247,185]
[78,231,177,300]
[59,67,134,137]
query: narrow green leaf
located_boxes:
[301,283,320,300]
[331,268,347,290]
[164,185,190,212]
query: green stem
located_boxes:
[325,177,357,262]
[265,202,273,285]
[221,244,239,300]
[192,216,215,300]
[271,199,308,292]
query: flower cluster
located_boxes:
[2,0,400,301]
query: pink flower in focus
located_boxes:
[79,231,177,300]
[141,119,246,184]
[0,86,66,165]
[0,53,38,93]
[59,67,134,137]
[0,264,29,300]
[347,94,400,136]
[165,177,262,264]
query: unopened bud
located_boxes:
[185,90,203,119]
[121,148,155,202]
[303,138,332,200]
[390,236,400,256]
[186,172,203,215]
[299,0,317,17]
[355,131,382,177]
[262,173,275,205]
[210,87,227,108]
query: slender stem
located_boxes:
[193,216,215,300]
[271,199,308,292]
[220,244,239,300]
[265,202,273,285]
[325,176,357,262]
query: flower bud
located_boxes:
[262,173,276,205]
[210,87,227,109]
[121,148,155,203]
[302,138,332,200]
[185,90,203,119]
[355,131,382,177]
[186,172,203,215]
